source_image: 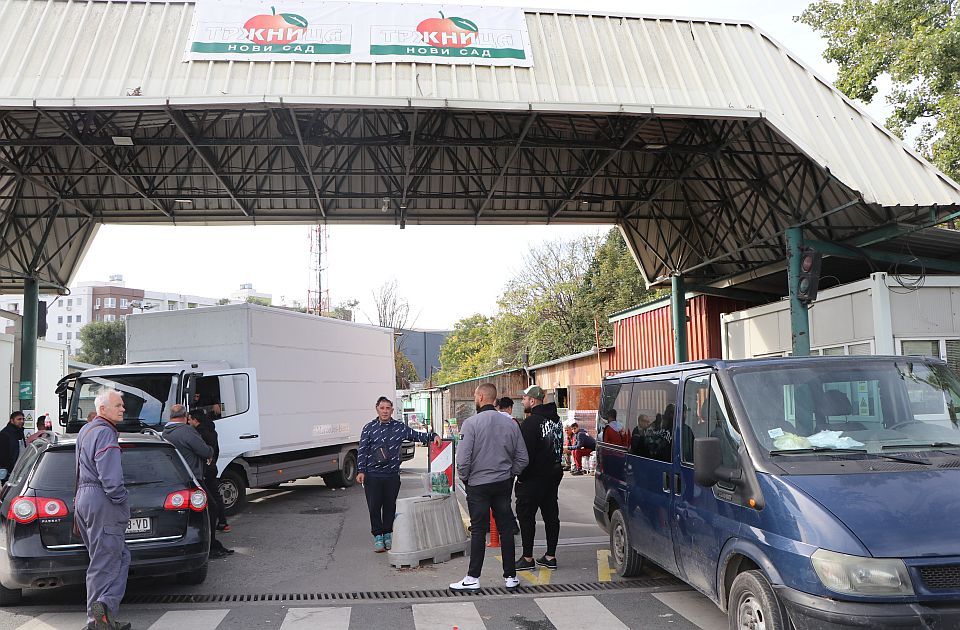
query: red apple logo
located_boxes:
[243,6,308,45]
[416,12,478,48]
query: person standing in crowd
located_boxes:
[357,396,440,553]
[569,422,596,475]
[191,409,231,533]
[75,389,131,630]
[514,385,564,571]
[561,423,575,471]
[26,413,49,445]
[163,405,233,559]
[450,383,528,591]
[495,397,515,422]
[0,411,26,483]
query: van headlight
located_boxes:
[811,549,914,596]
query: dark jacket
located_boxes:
[357,418,436,478]
[196,421,220,474]
[572,428,596,450]
[518,402,563,481]
[0,422,25,474]
[163,421,213,479]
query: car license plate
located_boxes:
[126,517,151,534]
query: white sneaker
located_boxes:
[450,576,480,591]
[504,576,520,588]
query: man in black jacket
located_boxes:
[0,411,26,483]
[514,385,564,571]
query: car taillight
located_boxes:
[165,489,206,512]
[189,489,207,511]
[8,497,67,523]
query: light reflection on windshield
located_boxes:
[730,361,960,454]
[71,374,178,427]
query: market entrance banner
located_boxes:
[185,0,534,66]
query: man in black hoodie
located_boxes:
[0,411,25,483]
[514,385,564,571]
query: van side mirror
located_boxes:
[694,437,742,487]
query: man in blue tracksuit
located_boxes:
[356,396,440,552]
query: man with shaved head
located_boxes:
[450,383,529,591]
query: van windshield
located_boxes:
[67,374,178,432]
[730,360,960,455]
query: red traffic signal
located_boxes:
[797,247,822,304]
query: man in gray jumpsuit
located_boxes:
[76,388,131,630]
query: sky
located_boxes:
[74,0,893,330]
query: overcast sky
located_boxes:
[75,0,892,329]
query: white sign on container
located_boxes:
[185,0,534,66]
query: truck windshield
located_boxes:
[68,374,178,432]
[730,360,960,455]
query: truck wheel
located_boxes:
[176,564,208,585]
[609,509,643,577]
[728,570,788,630]
[219,469,247,516]
[322,451,357,488]
[0,582,22,606]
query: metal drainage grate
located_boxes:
[123,578,683,605]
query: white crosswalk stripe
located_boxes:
[536,596,630,630]
[411,603,486,630]
[146,609,230,630]
[279,607,351,630]
[14,613,87,630]
[7,589,726,630]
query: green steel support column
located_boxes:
[19,277,38,412]
[786,227,811,356]
[671,274,688,363]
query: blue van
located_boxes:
[593,356,960,628]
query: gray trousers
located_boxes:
[76,486,130,623]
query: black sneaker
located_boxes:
[536,555,558,570]
[515,556,536,570]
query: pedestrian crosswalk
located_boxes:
[5,592,728,630]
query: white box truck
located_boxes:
[56,304,400,514]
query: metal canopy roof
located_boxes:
[2,1,960,293]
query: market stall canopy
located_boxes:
[1,0,959,292]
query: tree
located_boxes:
[798,0,960,179]
[328,299,359,322]
[395,350,419,389]
[370,280,418,388]
[575,229,663,347]
[246,296,271,307]
[434,314,498,384]
[77,320,126,365]
[216,298,231,305]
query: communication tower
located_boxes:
[307,224,329,315]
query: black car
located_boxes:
[0,431,210,605]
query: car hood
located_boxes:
[786,470,960,557]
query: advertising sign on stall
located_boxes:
[186,0,534,66]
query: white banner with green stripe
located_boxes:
[185,0,533,66]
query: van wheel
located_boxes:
[609,509,643,577]
[728,570,787,630]
[219,469,247,517]
[323,452,357,488]
[176,564,208,585]
[0,582,22,606]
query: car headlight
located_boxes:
[811,549,914,596]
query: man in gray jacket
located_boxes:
[450,383,528,591]
[163,405,232,558]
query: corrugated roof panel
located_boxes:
[2,1,960,212]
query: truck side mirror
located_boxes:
[58,390,68,427]
[185,373,199,407]
[694,437,743,487]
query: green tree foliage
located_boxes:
[246,296,271,306]
[435,228,660,384]
[434,314,498,384]
[798,0,960,179]
[77,320,126,365]
[395,350,419,389]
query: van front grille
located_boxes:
[920,565,960,590]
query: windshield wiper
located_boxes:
[881,442,960,450]
[770,447,867,456]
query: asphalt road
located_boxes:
[0,448,729,629]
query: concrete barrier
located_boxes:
[388,493,468,568]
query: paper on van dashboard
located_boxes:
[772,430,864,450]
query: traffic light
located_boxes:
[797,247,822,305]
[37,300,48,339]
